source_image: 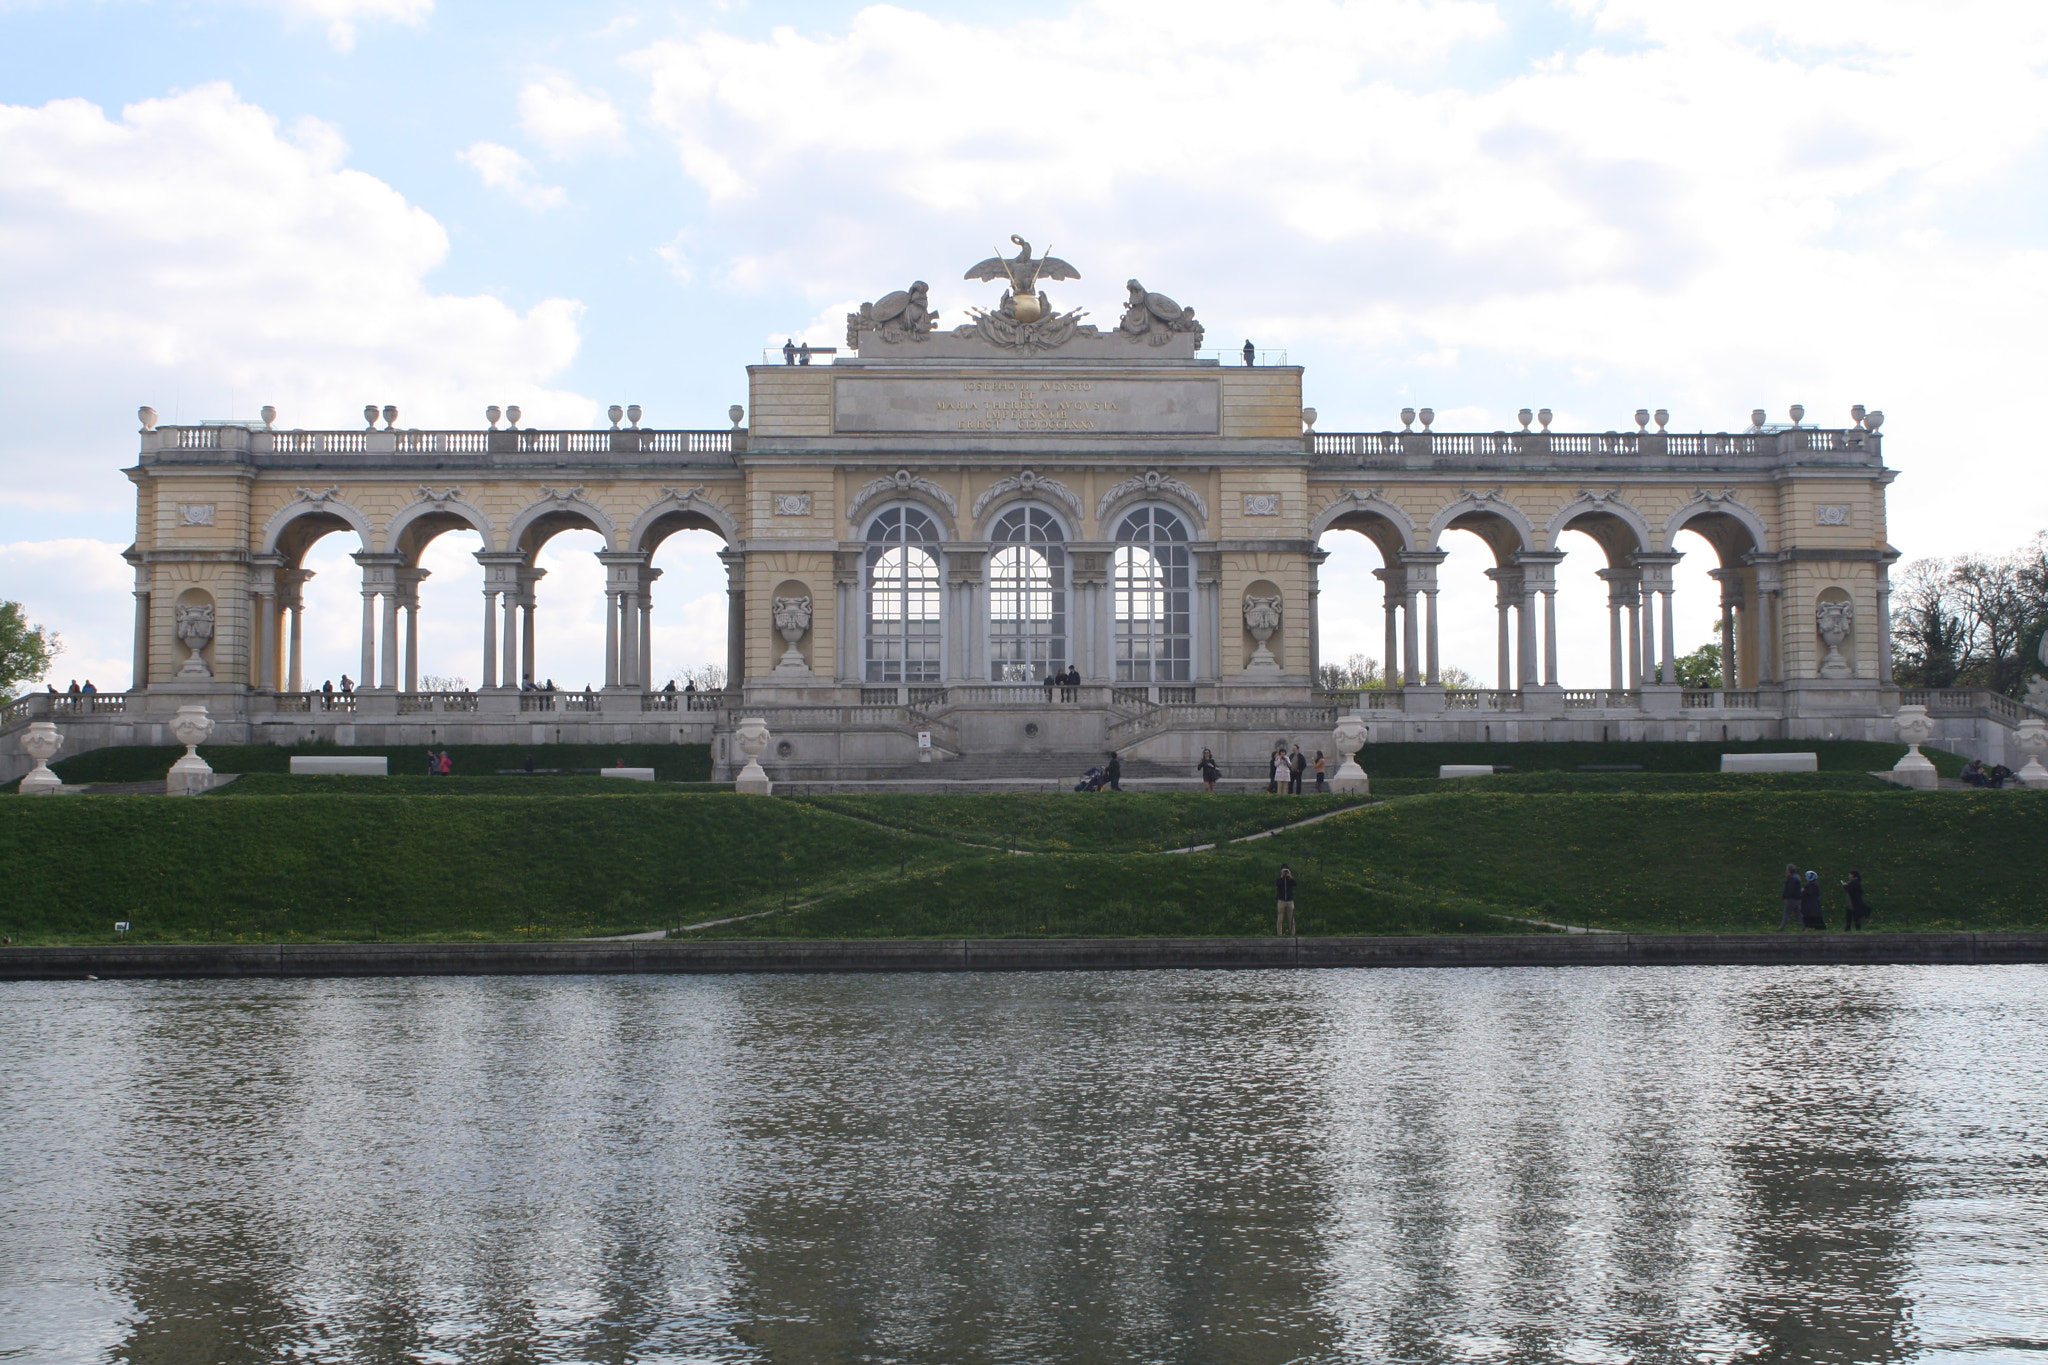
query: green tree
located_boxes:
[1673,641,1722,689]
[0,601,60,700]
[1315,652,1383,691]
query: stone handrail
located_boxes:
[1681,689,1762,709]
[1561,689,1640,709]
[1110,702,1340,744]
[1899,687,2041,725]
[397,691,482,714]
[640,691,731,712]
[1442,689,1524,712]
[1314,689,1404,711]
[144,426,743,462]
[1309,426,1877,467]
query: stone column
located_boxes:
[1374,566,1404,689]
[501,588,520,691]
[1749,556,1780,685]
[638,566,658,690]
[1194,548,1222,685]
[1398,552,1446,688]
[1597,568,1637,693]
[603,587,619,688]
[720,550,746,691]
[283,568,311,694]
[834,550,860,684]
[1543,589,1560,687]
[1633,553,1683,687]
[130,572,150,691]
[1518,579,1540,689]
[1512,552,1565,691]
[1875,562,1896,686]
[1710,567,1743,690]
[359,589,376,691]
[1485,566,1520,691]
[1307,547,1328,685]
[480,586,499,690]
[395,566,427,693]
[1660,586,1677,686]
[381,591,401,691]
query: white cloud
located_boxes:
[460,139,569,209]
[518,75,628,158]
[0,83,590,522]
[0,540,136,691]
[246,0,434,53]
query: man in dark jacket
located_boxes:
[1275,863,1297,935]
[1105,752,1122,791]
[1779,864,1802,931]
[1289,745,1307,795]
[1841,870,1871,931]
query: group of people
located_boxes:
[1042,666,1083,699]
[1960,758,2019,788]
[48,680,98,695]
[423,749,455,776]
[1778,865,1872,931]
[1268,744,1326,794]
[1075,752,1123,792]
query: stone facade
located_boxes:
[8,246,1949,782]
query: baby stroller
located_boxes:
[1075,765,1108,792]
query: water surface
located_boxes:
[3,967,2046,1363]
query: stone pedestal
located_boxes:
[733,715,773,795]
[2015,718,2048,788]
[1329,713,1370,794]
[17,720,64,795]
[1890,704,1938,790]
[166,703,216,797]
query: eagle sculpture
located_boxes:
[964,236,1080,292]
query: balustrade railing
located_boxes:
[36,694,129,717]
[397,691,480,714]
[1680,689,1762,710]
[152,426,740,460]
[273,692,356,713]
[1309,427,1869,464]
[640,690,730,712]
[1443,689,1522,712]
[1561,689,1642,709]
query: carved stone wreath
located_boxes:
[1096,469,1208,521]
[971,469,1083,521]
[847,468,959,522]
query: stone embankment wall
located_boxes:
[3,933,2044,980]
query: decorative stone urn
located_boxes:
[1890,704,1938,790]
[1330,713,1370,795]
[166,703,217,796]
[772,595,813,674]
[2015,718,2048,788]
[174,603,215,679]
[1242,594,1283,676]
[1815,599,1853,679]
[733,715,773,795]
[18,720,65,795]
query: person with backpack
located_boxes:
[1841,870,1871,931]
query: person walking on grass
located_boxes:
[1276,863,1298,935]
[1198,748,1220,792]
[1779,863,1803,931]
[1799,870,1825,931]
[1289,744,1307,795]
[1841,869,1871,931]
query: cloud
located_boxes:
[518,75,628,158]
[246,0,435,53]
[0,83,589,526]
[460,139,569,209]
[0,540,136,690]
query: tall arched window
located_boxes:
[865,506,942,682]
[1114,507,1191,681]
[987,506,1066,682]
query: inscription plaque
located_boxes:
[834,376,1221,435]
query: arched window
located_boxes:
[1114,507,1191,681]
[987,506,1066,682]
[865,507,942,682]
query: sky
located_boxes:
[3,0,2046,691]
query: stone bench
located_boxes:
[1720,752,1817,773]
[1438,765,1494,778]
[599,767,657,782]
[289,756,388,776]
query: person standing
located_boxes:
[1289,745,1307,795]
[1275,863,1297,935]
[1841,870,1871,931]
[1313,750,1326,792]
[426,749,438,777]
[1105,752,1122,792]
[1799,870,1825,930]
[438,750,454,776]
[1779,864,1802,932]
[1198,748,1220,792]
[1269,747,1287,794]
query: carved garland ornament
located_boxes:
[1096,469,1208,522]
[847,469,959,522]
[971,470,1083,521]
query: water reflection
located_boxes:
[1,967,2045,1363]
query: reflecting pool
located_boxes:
[3,966,2046,1363]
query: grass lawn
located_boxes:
[1,744,2036,945]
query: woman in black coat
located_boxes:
[1799,871,1825,931]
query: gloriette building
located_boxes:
[15,238,1998,783]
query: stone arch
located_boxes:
[1543,492,1655,563]
[848,469,960,540]
[1312,489,1415,564]
[1427,489,1535,563]
[1661,490,1771,562]
[978,498,1075,543]
[1096,470,1208,537]
[508,488,620,556]
[628,488,738,553]
[260,491,374,561]
[383,491,498,560]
